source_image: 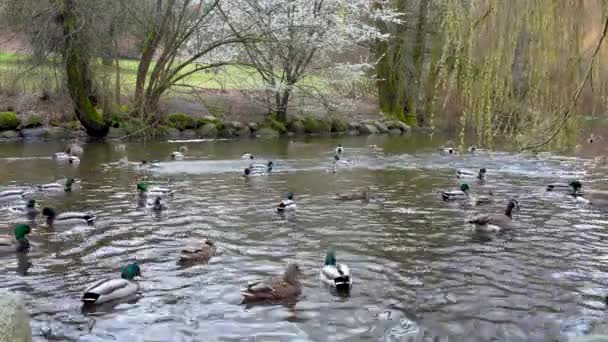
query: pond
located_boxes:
[0,134,607,341]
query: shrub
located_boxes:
[167,113,197,131]
[0,112,20,131]
[22,114,44,128]
[302,117,331,134]
[329,117,348,132]
[261,117,287,134]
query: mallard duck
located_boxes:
[468,199,520,232]
[442,183,470,201]
[0,189,28,201]
[569,181,608,207]
[369,145,383,152]
[0,224,31,253]
[335,188,371,202]
[148,197,166,211]
[546,180,580,193]
[9,199,39,219]
[440,141,457,155]
[457,168,486,180]
[177,239,216,266]
[137,183,174,197]
[241,262,302,303]
[170,152,184,160]
[320,251,352,293]
[53,152,70,160]
[38,178,77,192]
[242,153,254,160]
[68,156,80,165]
[81,263,142,305]
[468,146,477,153]
[42,207,96,225]
[336,144,344,155]
[277,192,296,212]
[249,161,274,175]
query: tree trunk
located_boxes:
[114,39,121,105]
[275,88,291,123]
[409,0,430,125]
[376,39,407,123]
[61,0,109,137]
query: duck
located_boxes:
[468,199,520,233]
[440,141,457,155]
[65,143,83,156]
[140,160,161,168]
[335,188,371,202]
[468,146,477,153]
[148,197,166,211]
[546,180,580,193]
[81,263,142,305]
[369,145,383,152]
[242,153,254,160]
[457,168,486,180]
[38,178,77,192]
[0,189,28,201]
[568,181,608,207]
[137,183,174,197]
[170,152,184,160]
[68,156,80,165]
[177,239,216,266]
[442,183,470,201]
[277,192,296,212]
[249,161,274,175]
[0,224,31,253]
[320,250,352,293]
[8,199,39,219]
[42,207,96,225]
[336,144,344,155]
[241,262,302,303]
[53,152,70,160]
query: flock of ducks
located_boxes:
[5,140,605,310]
[0,142,360,308]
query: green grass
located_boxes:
[0,52,328,96]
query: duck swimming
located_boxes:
[568,181,608,207]
[42,207,96,225]
[0,224,31,253]
[320,251,352,294]
[468,199,520,233]
[170,146,188,160]
[81,263,142,305]
[242,153,254,160]
[178,239,216,266]
[336,144,344,155]
[38,178,77,192]
[457,168,486,180]
[241,262,302,303]
[137,183,174,198]
[442,183,470,201]
[68,156,80,165]
[277,192,296,212]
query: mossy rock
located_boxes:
[330,118,348,133]
[167,113,197,131]
[197,115,221,127]
[0,112,20,131]
[261,117,287,134]
[256,128,280,139]
[287,120,305,134]
[198,123,218,138]
[302,117,331,134]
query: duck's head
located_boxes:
[505,199,520,217]
[137,182,149,193]
[65,178,75,192]
[26,199,36,209]
[267,161,274,168]
[285,192,294,200]
[121,263,142,280]
[325,250,337,266]
[460,183,470,192]
[243,167,252,176]
[14,224,31,240]
[42,207,56,218]
[569,180,582,192]
[478,168,487,179]
[283,262,302,283]
[447,147,454,154]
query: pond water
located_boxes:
[1,134,608,341]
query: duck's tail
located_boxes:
[85,213,96,224]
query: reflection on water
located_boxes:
[0,134,608,341]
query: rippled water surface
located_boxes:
[2,134,608,341]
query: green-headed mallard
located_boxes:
[277,192,296,212]
[335,188,371,202]
[457,168,486,180]
[320,251,352,293]
[0,224,31,253]
[137,183,174,198]
[9,199,39,219]
[81,263,142,305]
[38,178,77,192]
[178,239,216,266]
[42,207,96,226]
[468,199,520,233]
[241,262,302,303]
[442,183,470,201]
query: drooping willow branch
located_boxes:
[521,13,608,151]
